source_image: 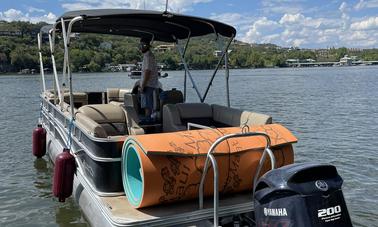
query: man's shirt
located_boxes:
[141,50,159,88]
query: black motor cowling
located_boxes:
[254,163,353,227]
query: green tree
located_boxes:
[10,47,38,71]
[86,61,101,72]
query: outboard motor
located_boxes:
[254,163,352,227]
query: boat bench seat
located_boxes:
[107,88,132,104]
[163,103,272,132]
[123,89,184,121]
[44,89,88,108]
[64,92,88,108]
[75,104,128,138]
[109,101,145,135]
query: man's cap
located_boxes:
[140,37,152,44]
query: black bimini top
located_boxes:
[56,9,236,42]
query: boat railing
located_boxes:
[198,131,276,227]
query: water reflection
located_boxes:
[34,158,48,173]
[55,199,88,227]
[33,158,53,198]
[33,158,88,226]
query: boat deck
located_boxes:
[75,170,254,226]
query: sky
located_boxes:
[0,0,378,49]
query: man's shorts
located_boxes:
[140,87,155,110]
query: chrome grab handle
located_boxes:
[187,122,212,130]
[198,132,275,227]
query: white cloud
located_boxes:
[0,9,23,21]
[61,0,212,13]
[354,0,378,10]
[261,0,305,15]
[28,7,46,13]
[350,17,378,30]
[237,9,378,48]
[243,17,281,43]
[0,9,56,24]
[210,13,253,32]
[339,2,348,12]
[338,2,350,30]
[279,13,304,24]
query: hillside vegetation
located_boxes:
[1,21,378,73]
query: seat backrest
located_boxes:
[153,89,183,122]
[176,103,212,124]
[163,103,212,132]
[124,93,143,115]
[107,88,132,103]
[212,104,272,127]
[63,92,88,108]
[163,103,272,132]
[76,104,128,137]
[123,106,145,135]
[159,89,184,110]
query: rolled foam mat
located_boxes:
[122,124,297,208]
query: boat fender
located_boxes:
[32,124,46,158]
[53,148,76,202]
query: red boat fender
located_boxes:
[53,148,76,202]
[32,124,46,158]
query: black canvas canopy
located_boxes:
[40,25,53,34]
[56,9,236,42]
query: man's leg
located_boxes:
[141,87,154,121]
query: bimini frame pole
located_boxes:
[201,35,234,103]
[37,32,46,92]
[62,16,83,118]
[179,36,191,102]
[169,22,203,102]
[225,50,230,107]
[176,44,203,101]
[48,26,62,106]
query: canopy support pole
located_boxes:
[201,35,234,103]
[180,37,190,102]
[176,34,204,102]
[184,71,187,102]
[225,51,230,107]
[62,16,83,118]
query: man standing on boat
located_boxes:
[138,37,159,122]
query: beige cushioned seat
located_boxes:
[212,104,272,126]
[75,104,128,138]
[107,88,132,104]
[163,103,272,132]
[63,92,88,108]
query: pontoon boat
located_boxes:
[33,9,353,227]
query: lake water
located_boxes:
[0,66,377,227]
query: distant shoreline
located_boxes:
[2,64,378,76]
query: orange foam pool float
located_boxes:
[122,124,297,208]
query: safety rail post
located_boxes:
[37,32,46,92]
[198,132,276,227]
[48,27,62,106]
